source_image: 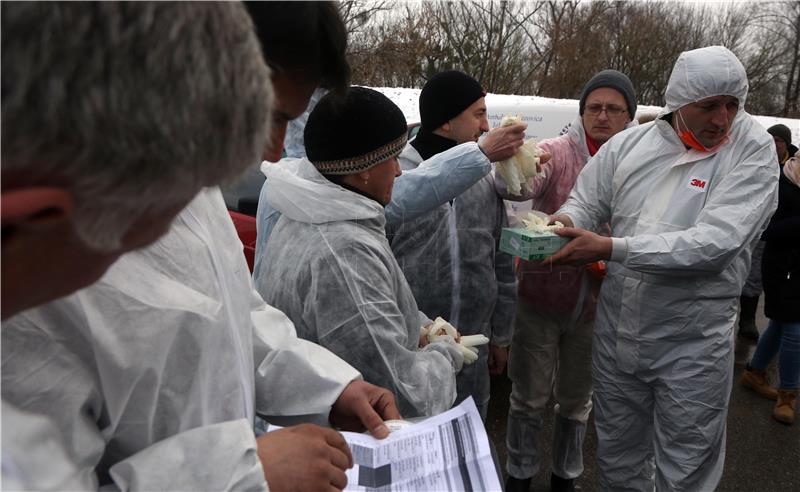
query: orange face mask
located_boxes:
[676,109,729,153]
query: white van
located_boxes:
[372,86,799,143]
[371,86,799,221]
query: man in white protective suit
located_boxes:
[544,46,780,490]
[2,3,401,492]
[385,70,522,422]
[1,2,276,490]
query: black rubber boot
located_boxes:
[551,473,575,492]
[738,295,760,341]
[505,475,532,492]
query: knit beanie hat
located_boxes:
[579,69,637,118]
[768,124,792,146]
[419,70,486,133]
[305,87,407,175]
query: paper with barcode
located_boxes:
[341,397,501,491]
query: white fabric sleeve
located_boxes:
[386,142,490,226]
[418,311,433,329]
[422,340,464,374]
[109,419,267,492]
[305,244,458,417]
[621,142,778,276]
[610,237,629,262]
[250,288,361,419]
[2,401,91,492]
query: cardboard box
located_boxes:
[499,227,570,260]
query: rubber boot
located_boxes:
[740,365,778,400]
[551,473,575,492]
[773,389,797,425]
[737,295,760,341]
[505,475,532,492]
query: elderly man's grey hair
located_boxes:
[1,2,272,250]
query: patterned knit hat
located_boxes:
[305,87,407,175]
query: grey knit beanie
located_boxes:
[579,69,637,118]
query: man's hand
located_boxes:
[330,380,402,439]
[536,151,552,174]
[543,227,612,267]
[257,424,351,492]
[479,123,527,161]
[548,214,574,228]
[488,344,508,375]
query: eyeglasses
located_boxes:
[585,104,627,116]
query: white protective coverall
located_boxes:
[255,159,464,418]
[1,401,86,490]
[1,188,360,490]
[253,142,492,277]
[557,46,779,490]
[386,143,517,420]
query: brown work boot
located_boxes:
[740,366,778,400]
[773,389,797,425]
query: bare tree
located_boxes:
[345,0,800,116]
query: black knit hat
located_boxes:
[579,69,637,118]
[305,87,407,175]
[419,70,486,133]
[767,124,792,146]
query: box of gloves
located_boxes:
[499,227,569,261]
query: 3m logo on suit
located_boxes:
[689,178,706,190]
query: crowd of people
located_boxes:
[2,2,796,492]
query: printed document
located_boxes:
[341,398,501,491]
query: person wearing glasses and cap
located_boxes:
[544,46,779,490]
[500,70,637,492]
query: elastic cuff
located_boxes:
[610,237,628,262]
[474,142,491,162]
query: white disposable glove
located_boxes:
[422,317,490,366]
[521,211,564,234]
[495,115,544,196]
[423,336,465,373]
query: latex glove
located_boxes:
[495,115,544,196]
[424,317,490,365]
[521,212,564,233]
[423,336,465,373]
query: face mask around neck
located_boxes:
[675,108,729,153]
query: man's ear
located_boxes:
[354,170,371,184]
[1,187,75,232]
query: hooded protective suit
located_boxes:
[254,159,463,418]
[386,142,517,419]
[1,401,86,490]
[1,188,360,490]
[557,46,779,490]
[253,142,492,278]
